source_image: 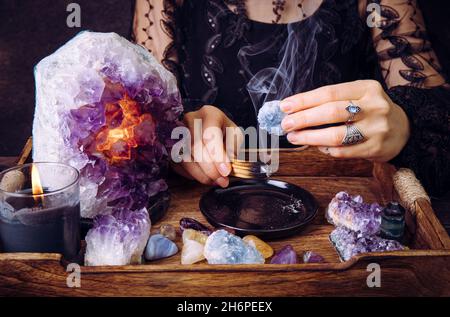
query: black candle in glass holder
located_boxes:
[0,162,80,260]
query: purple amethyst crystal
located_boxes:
[303,251,325,263]
[270,245,298,264]
[326,191,382,235]
[330,227,405,262]
[33,32,183,218]
[84,207,151,266]
[180,217,213,236]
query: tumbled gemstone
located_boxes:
[303,251,325,263]
[243,235,274,259]
[181,239,205,265]
[182,229,208,245]
[159,223,177,241]
[179,217,212,235]
[144,234,178,261]
[270,245,298,264]
[204,230,264,264]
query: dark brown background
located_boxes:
[0,0,449,156]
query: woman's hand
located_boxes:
[172,105,242,187]
[280,80,411,162]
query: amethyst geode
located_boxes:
[327,191,382,235]
[33,31,183,218]
[330,226,404,261]
[84,207,151,266]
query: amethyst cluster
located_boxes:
[327,192,405,261]
[67,74,182,218]
[330,227,404,261]
[84,207,151,266]
[33,31,183,218]
[327,191,382,235]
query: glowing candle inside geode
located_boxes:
[32,31,183,219]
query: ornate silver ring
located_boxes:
[342,124,365,145]
[345,101,361,123]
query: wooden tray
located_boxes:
[1,141,449,296]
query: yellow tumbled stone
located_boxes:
[243,235,274,259]
[182,229,208,245]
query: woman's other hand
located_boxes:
[281,80,410,162]
[172,105,242,187]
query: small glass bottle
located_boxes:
[380,202,405,241]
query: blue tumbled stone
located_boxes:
[144,234,178,261]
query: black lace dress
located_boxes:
[133,0,450,196]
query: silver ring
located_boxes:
[345,101,361,123]
[342,124,365,145]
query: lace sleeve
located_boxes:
[365,0,450,196]
[133,0,180,76]
[367,0,446,88]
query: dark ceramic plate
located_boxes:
[199,179,318,240]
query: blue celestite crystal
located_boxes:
[257,100,286,136]
[204,230,265,264]
[144,234,178,261]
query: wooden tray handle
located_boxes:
[393,168,430,215]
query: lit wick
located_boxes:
[31,164,44,207]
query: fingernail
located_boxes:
[282,118,294,130]
[218,163,230,176]
[215,177,229,188]
[280,100,294,112]
[287,133,296,143]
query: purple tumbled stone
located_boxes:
[303,251,325,263]
[180,217,212,235]
[326,191,382,235]
[270,245,298,264]
[330,226,405,261]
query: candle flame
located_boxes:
[31,164,44,204]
